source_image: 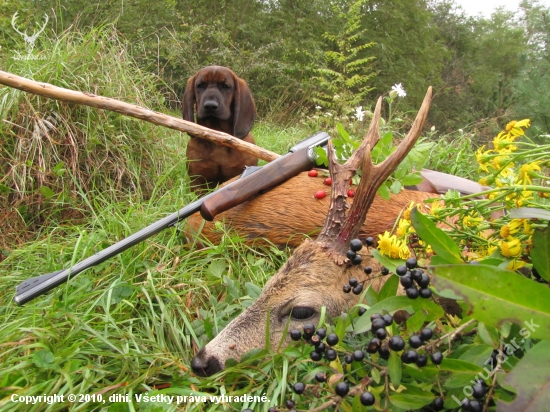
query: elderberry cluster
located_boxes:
[396,257,432,299]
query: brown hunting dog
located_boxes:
[183,66,258,192]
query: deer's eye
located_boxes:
[291,306,316,320]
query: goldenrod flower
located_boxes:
[463,213,483,228]
[402,201,416,221]
[500,237,522,258]
[506,259,526,271]
[378,231,394,256]
[429,200,445,217]
[492,155,514,170]
[499,219,523,238]
[523,219,534,236]
[377,231,410,259]
[519,161,541,185]
[505,119,530,138]
[396,219,410,237]
[476,146,494,172]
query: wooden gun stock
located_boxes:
[200,146,318,221]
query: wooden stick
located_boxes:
[0,70,280,162]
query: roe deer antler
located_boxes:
[319,87,433,259]
[190,87,433,377]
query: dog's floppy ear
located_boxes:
[232,77,256,138]
[182,75,197,122]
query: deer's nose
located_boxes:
[191,348,223,377]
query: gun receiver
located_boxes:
[14,131,329,305]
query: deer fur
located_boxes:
[185,174,435,249]
[190,88,434,376]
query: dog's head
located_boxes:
[182,66,256,139]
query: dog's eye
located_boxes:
[291,307,316,320]
[221,83,231,90]
[196,82,206,89]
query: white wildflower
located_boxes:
[391,83,407,98]
[355,106,365,121]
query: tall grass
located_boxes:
[0,24,182,250]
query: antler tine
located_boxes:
[317,96,384,248]
[320,87,433,256]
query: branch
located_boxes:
[0,70,280,163]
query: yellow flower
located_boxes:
[475,146,494,172]
[506,259,526,271]
[492,155,514,170]
[463,213,483,228]
[402,202,416,221]
[500,238,522,258]
[499,219,523,239]
[492,132,517,152]
[396,219,410,237]
[518,161,541,185]
[429,200,445,217]
[505,119,530,138]
[523,220,534,236]
[377,231,410,259]
[378,231,393,255]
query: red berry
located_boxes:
[308,169,318,177]
[314,190,326,199]
[347,189,355,197]
[324,177,332,185]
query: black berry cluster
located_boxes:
[343,238,370,294]
[395,257,432,299]
[460,380,489,412]
[289,324,339,362]
[346,238,364,265]
[289,322,376,407]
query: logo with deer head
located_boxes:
[11,12,49,59]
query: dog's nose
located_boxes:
[203,100,219,111]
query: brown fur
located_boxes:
[183,66,258,192]
[185,171,436,249]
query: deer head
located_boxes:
[11,12,49,55]
[191,87,433,376]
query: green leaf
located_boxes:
[389,386,434,410]
[401,173,424,186]
[530,226,550,282]
[440,358,485,388]
[39,185,55,199]
[354,296,444,334]
[406,309,428,332]
[431,265,550,340]
[244,282,262,299]
[206,259,227,279]
[388,350,402,388]
[410,207,463,264]
[377,183,391,200]
[390,180,402,194]
[497,340,550,412]
[477,322,499,347]
[378,274,399,301]
[33,349,55,369]
[109,283,135,305]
